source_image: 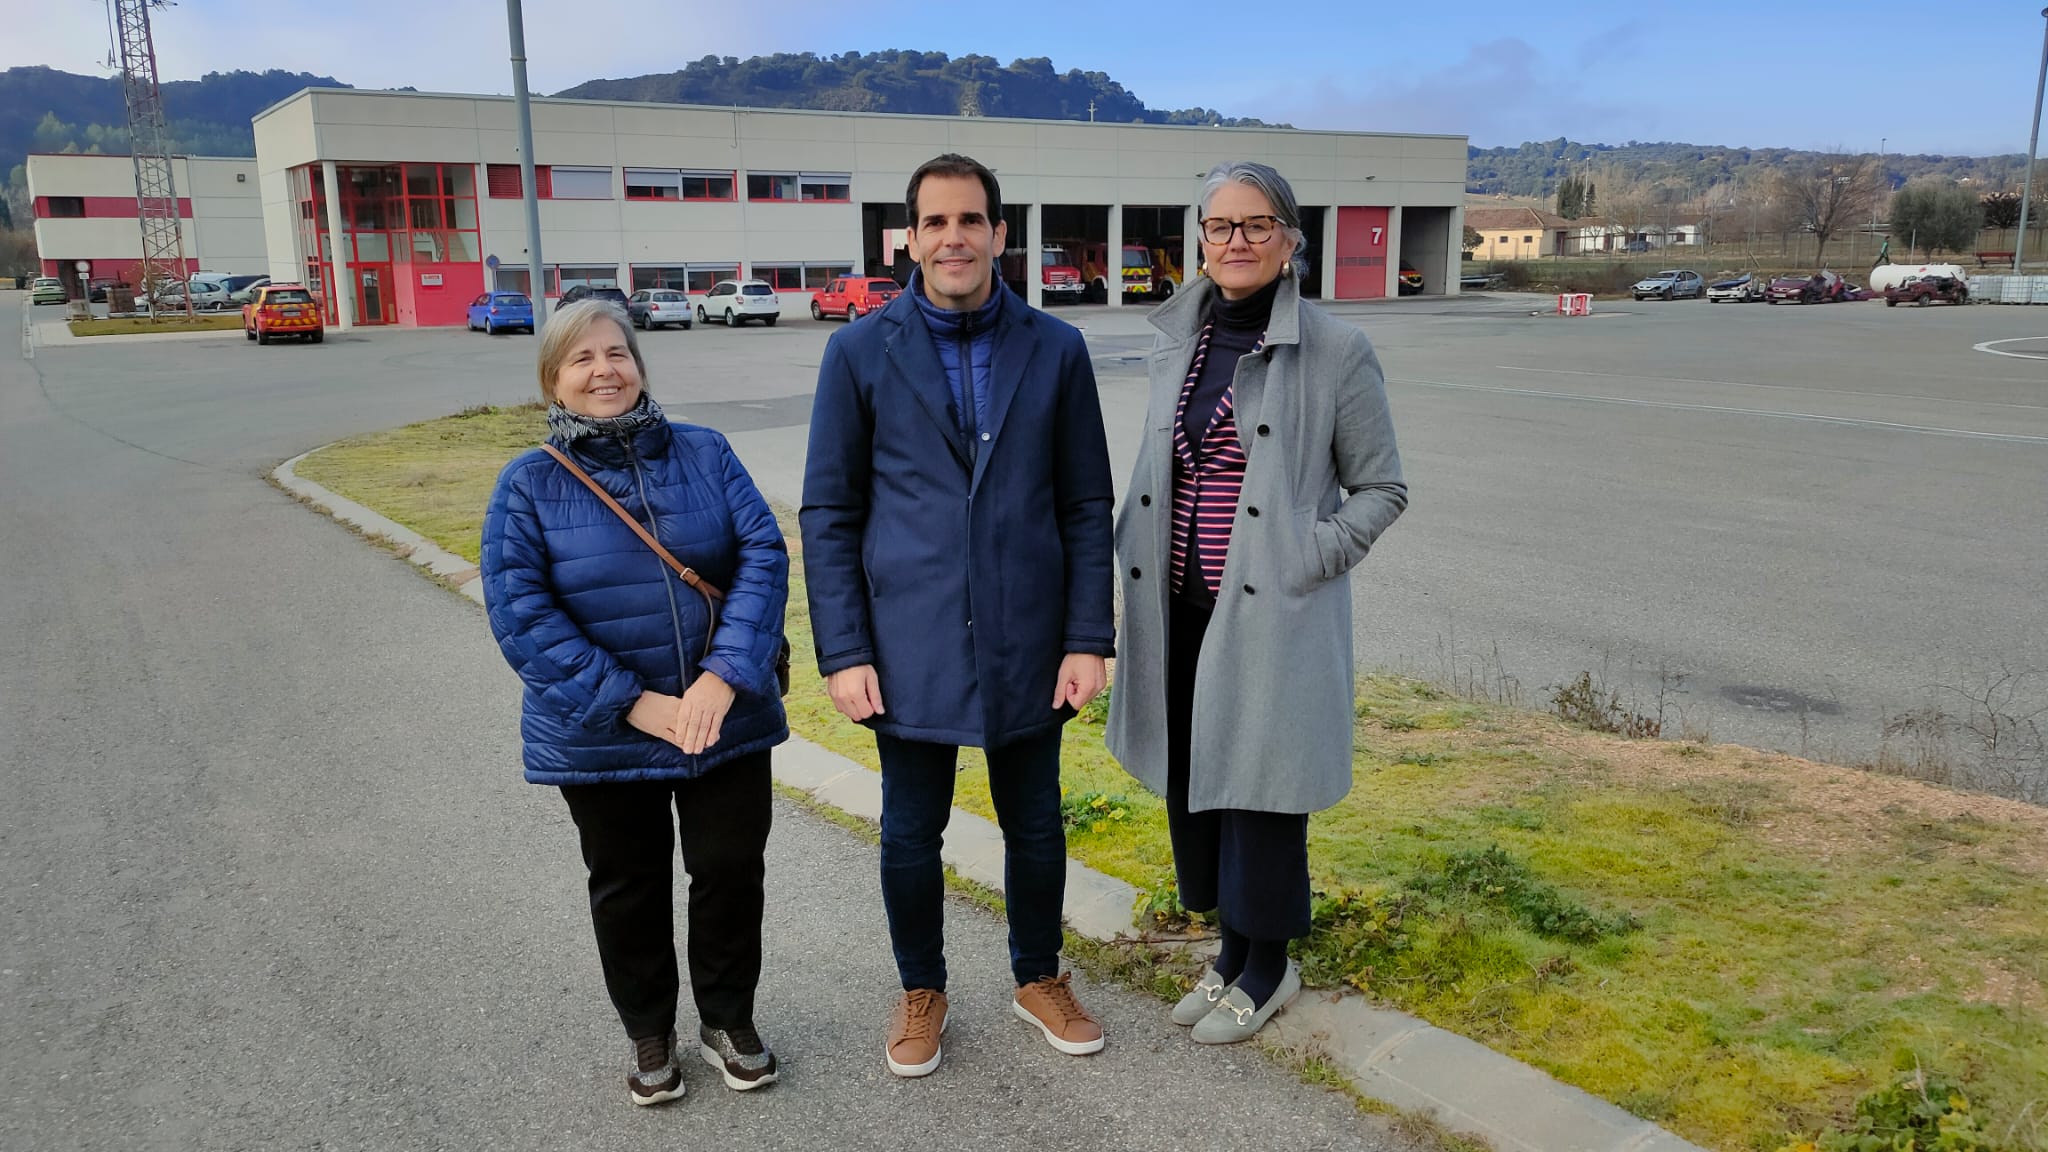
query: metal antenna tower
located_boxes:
[109,0,191,316]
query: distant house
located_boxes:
[1564,216,1706,254]
[1465,206,1570,260]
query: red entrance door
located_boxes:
[356,265,394,325]
[1334,207,1390,300]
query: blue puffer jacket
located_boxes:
[481,419,789,784]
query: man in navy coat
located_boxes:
[801,154,1116,1077]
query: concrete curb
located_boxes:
[270,445,1710,1152]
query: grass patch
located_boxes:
[69,314,246,336]
[295,407,2048,1152]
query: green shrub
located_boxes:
[1416,845,1636,944]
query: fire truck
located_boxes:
[1001,245,1086,301]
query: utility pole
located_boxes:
[1087,99,1096,123]
[506,0,547,330]
[2014,7,2048,272]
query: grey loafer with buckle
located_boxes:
[1171,966,1232,1026]
[1191,960,1301,1045]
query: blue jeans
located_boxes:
[876,728,1067,991]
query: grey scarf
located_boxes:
[545,392,669,444]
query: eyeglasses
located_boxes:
[1199,215,1280,245]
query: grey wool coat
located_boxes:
[1104,273,1407,814]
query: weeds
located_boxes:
[1779,1064,1993,1151]
[1060,789,1132,834]
[1877,668,2047,804]
[1551,671,1663,738]
[1417,845,1637,944]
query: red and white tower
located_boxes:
[109,0,192,316]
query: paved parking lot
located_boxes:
[30,290,2048,761]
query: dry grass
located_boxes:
[68,314,245,336]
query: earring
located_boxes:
[1281,262,1294,279]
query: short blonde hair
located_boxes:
[536,299,645,403]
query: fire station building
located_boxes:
[32,86,1468,328]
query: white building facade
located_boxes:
[249,88,1468,329]
[26,152,268,296]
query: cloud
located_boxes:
[1241,37,1640,145]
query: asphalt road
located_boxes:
[0,292,1410,1150]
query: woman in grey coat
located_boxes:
[1105,161,1407,1043]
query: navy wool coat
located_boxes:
[800,285,1116,748]
[482,420,790,784]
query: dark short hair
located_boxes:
[906,153,1002,227]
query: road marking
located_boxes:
[1974,337,2048,361]
[1496,365,2048,411]
[1396,377,2048,444]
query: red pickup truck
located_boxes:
[811,276,901,321]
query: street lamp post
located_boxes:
[2013,7,2048,273]
[506,0,547,330]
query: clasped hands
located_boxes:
[627,672,737,755]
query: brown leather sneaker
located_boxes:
[1013,972,1105,1055]
[886,988,948,1078]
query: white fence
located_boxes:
[1966,275,2048,304]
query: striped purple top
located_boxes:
[1170,322,1263,601]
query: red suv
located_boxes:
[812,276,901,322]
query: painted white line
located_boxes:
[1396,377,2048,444]
[1495,364,2048,411]
[1974,337,2048,361]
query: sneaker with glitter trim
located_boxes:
[1013,972,1105,1055]
[699,1024,779,1091]
[627,1030,685,1106]
[885,988,948,1077]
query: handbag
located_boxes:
[542,443,792,697]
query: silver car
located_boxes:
[154,275,234,311]
[1631,270,1705,301]
[697,279,780,328]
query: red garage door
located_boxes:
[1334,206,1390,300]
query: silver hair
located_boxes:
[1198,160,1309,279]
[536,298,644,403]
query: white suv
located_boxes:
[698,279,780,327]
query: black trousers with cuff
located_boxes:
[558,750,773,1039]
[1165,597,1313,943]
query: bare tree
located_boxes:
[1773,152,1879,267]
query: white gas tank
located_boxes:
[1867,263,1967,293]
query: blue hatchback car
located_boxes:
[467,292,534,334]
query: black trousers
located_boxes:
[1166,598,1313,942]
[559,751,772,1039]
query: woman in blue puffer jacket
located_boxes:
[481,299,789,1107]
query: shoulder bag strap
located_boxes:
[540,443,726,601]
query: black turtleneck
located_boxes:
[1180,276,1278,452]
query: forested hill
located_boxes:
[0,67,349,180]
[1468,138,2032,199]
[551,50,1278,127]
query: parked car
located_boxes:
[217,274,269,302]
[811,275,901,321]
[1884,275,1969,307]
[155,275,234,311]
[31,276,68,305]
[467,291,535,334]
[626,288,693,330]
[86,277,122,303]
[1397,261,1424,296]
[1767,271,1846,304]
[1623,239,1652,253]
[1631,270,1706,300]
[560,284,630,309]
[228,276,271,306]
[1706,274,1765,303]
[242,283,324,345]
[698,279,780,327]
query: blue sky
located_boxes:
[9,0,2046,155]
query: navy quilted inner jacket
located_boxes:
[482,419,789,784]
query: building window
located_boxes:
[631,264,692,291]
[556,264,620,293]
[686,266,738,293]
[1523,235,1533,244]
[486,164,552,199]
[493,266,557,296]
[43,196,86,218]
[625,168,735,201]
[747,172,850,203]
[752,264,804,291]
[549,166,612,200]
[804,262,855,287]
